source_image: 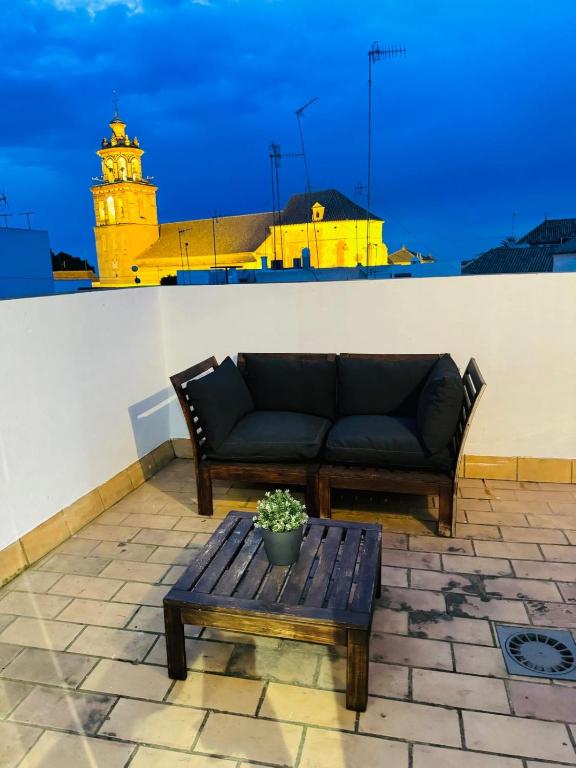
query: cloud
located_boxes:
[48,0,143,14]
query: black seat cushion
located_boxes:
[337,356,437,416]
[185,357,254,452]
[210,410,331,462]
[417,355,464,454]
[242,354,337,420]
[325,415,453,472]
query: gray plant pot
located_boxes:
[261,526,303,566]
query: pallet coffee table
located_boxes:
[163,510,382,710]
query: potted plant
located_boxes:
[254,489,309,566]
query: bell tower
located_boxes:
[91,109,159,285]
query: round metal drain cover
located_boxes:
[505,632,576,674]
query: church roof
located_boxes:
[462,244,556,275]
[281,189,381,224]
[136,212,274,268]
[518,218,576,245]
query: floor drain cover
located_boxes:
[496,625,576,680]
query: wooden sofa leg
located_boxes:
[437,487,453,537]
[318,474,331,519]
[306,474,319,518]
[197,467,213,517]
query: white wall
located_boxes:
[160,274,576,462]
[0,288,169,549]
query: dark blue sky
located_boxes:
[1,0,575,264]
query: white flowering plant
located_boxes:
[253,489,308,533]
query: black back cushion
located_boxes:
[242,354,337,420]
[337,356,437,416]
[417,354,464,454]
[185,356,254,451]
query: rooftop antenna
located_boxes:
[366,42,405,265]
[0,213,12,227]
[112,89,120,118]
[0,191,7,207]
[269,142,303,265]
[295,96,319,264]
[19,212,35,229]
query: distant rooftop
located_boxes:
[282,189,381,225]
[518,217,576,245]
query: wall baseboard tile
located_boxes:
[0,439,175,587]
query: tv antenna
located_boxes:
[19,212,35,229]
[0,191,7,207]
[295,97,320,264]
[0,213,12,227]
[366,42,405,265]
[269,142,303,265]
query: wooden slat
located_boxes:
[212,528,263,596]
[234,546,270,599]
[282,525,324,605]
[304,526,344,608]
[194,517,253,593]
[328,528,362,610]
[172,514,238,591]
[258,564,290,603]
[350,529,381,611]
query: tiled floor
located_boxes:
[1,460,576,767]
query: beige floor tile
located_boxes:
[413,745,523,768]
[131,747,236,768]
[19,730,135,768]
[99,697,204,749]
[55,538,101,556]
[260,682,355,729]
[127,605,200,637]
[100,560,169,583]
[0,722,42,768]
[76,523,141,542]
[227,646,318,685]
[317,658,409,699]
[147,547,196,565]
[39,554,111,576]
[454,644,510,678]
[0,647,97,687]
[10,686,116,734]
[413,668,510,713]
[169,671,263,714]
[300,727,408,768]
[196,712,302,766]
[442,554,513,576]
[90,541,157,562]
[0,616,82,650]
[0,643,23,670]
[161,565,187,584]
[0,590,71,619]
[0,680,34,716]
[372,607,409,634]
[446,594,529,623]
[81,659,172,700]
[58,598,137,628]
[409,615,494,645]
[133,529,193,547]
[145,637,234,673]
[113,582,169,606]
[463,711,575,763]
[94,509,131,525]
[359,697,461,747]
[124,513,180,530]
[69,625,156,661]
[174,517,222,533]
[371,633,453,670]
[5,571,61,593]
[49,573,124,600]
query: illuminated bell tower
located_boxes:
[91,111,159,285]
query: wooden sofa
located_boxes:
[170,353,485,536]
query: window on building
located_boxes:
[106,195,116,224]
[119,157,127,181]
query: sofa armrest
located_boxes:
[416,355,464,455]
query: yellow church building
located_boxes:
[91,113,390,286]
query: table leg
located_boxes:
[346,628,369,711]
[164,604,187,680]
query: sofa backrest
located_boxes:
[337,353,441,417]
[238,352,337,420]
